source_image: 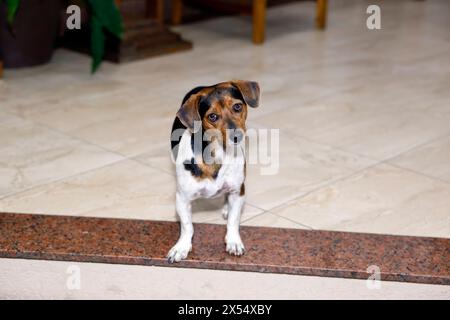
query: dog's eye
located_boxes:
[208,113,219,122]
[233,103,243,112]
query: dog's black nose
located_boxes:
[229,129,244,144]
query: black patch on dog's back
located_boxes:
[171,86,210,161]
[170,117,187,160]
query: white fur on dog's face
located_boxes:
[167,81,260,263]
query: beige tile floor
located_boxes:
[1,0,450,239]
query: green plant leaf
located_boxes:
[88,0,123,38]
[90,15,105,73]
[1,0,20,26]
[88,0,123,73]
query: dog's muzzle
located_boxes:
[229,129,244,144]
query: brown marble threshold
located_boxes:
[0,212,449,285]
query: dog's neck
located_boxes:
[189,129,222,179]
[188,128,245,179]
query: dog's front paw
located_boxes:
[225,233,245,256]
[167,240,192,263]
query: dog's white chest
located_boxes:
[200,163,243,198]
[182,161,244,199]
[175,131,245,200]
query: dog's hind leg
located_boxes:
[167,192,194,263]
[222,194,229,220]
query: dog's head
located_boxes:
[177,80,260,146]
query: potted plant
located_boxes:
[0,0,123,72]
[0,0,62,68]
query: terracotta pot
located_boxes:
[0,0,62,68]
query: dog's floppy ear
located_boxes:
[232,80,260,108]
[176,91,202,133]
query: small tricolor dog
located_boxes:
[168,80,260,262]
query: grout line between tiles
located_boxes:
[270,212,314,229]
[240,210,268,224]
[278,125,450,184]
[0,158,127,201]
[385,162,450,186]
[242,210,313,230]
[259,130,450,225]
[385,133,450,163]
[25,114,180,176]
[262,161,381,217]
[131,155,176,176]
[305,131,450,185]
[0,109,179,197]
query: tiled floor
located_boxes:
[0,0,449,298]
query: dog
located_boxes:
[168,80,260,263]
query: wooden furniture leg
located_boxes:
[147,0,165,25]
[172,0,183,25]
[0,60,3,78]
[316,0,327,29]
[252,0,266,44]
